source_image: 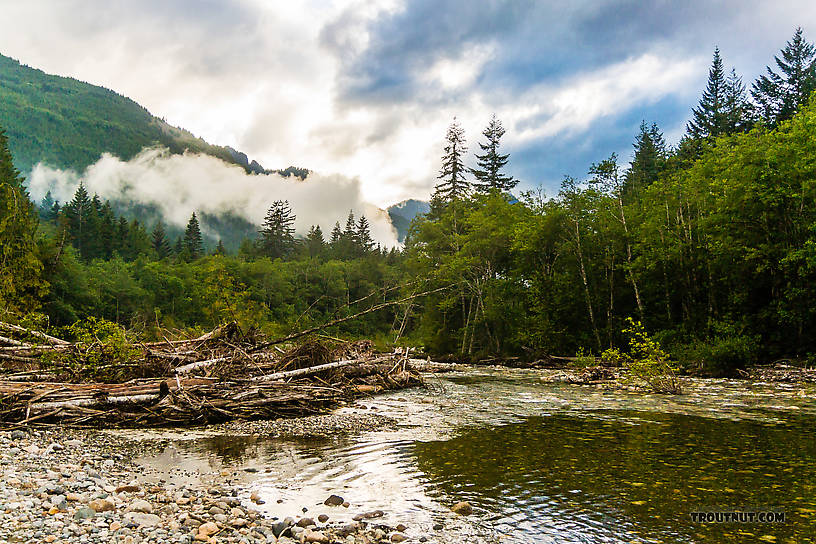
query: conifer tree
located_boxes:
[471,114,516,192]
[356,215,374,253]
[184,212,204,260]
[151,221,171,259]
[259,200,295,259]
[330,222,342,245]
[214,240,226,256]
[687,48,727,139]
[305,225,325,257]
[98,201,115,259]
[0,127,43,312]
[624,121,666,196]
[433,118,469,202]
[751,27,816,125]
[62,183,95,259]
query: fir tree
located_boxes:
[259,200,295,259]
[356,215,374,253]
[98,201,115,259]
[470,114,516,192]
[151,221,171,259]
[184,212,204,260]
[751,27,816,125]
[624,121,667,197]
[62,183,96,259]
[687,48,728,139]
[330,222,343,245]
[305,225,325,257]
[0,127,43,312]
[214,240,226,256]
[433,118,470,202]
[723,68,751,133]
[39,191,56,221]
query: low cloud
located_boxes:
[27,148,400,247]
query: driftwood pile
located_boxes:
[0,321,421,428]
[741,362,816,383]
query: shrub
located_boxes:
[621,318,682,394]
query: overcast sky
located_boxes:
[1,1,814,206]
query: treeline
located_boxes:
[1,28,815,375]
[405,28,816,374]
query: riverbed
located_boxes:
[132,368,816,543]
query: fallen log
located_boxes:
[252,357,387,382]
[0,322,70,346]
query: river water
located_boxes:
[138,368,816,543]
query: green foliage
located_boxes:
[620,318,682,394]
[569,347,598,369]
[47,317,141,381]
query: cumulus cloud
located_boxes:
[27,148,400,247]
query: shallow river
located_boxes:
[138,368,816,543]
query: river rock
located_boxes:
[451,501,473,515]
[88,498,115,512]
[317,514,329,523]
[324,494,344,506]
[128,499,153,513]
[352,510,384,521]
[73,507,96,521]
[303,529,329,543]
[391,534,408,543]
[124,512,161,527]
[296,517,315,527]
[198,521,219,537]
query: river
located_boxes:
[137,368,816,543]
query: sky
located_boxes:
[1,1,815,207]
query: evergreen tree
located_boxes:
[305,225,325,257]
[127,219,151,260]
[259,200,295,259]
[62,183,95,259]
[184,212,204,260]
[687,48,728,139]
[343,210,356,240]
[723,68,751,133]
[151,221,171,259]
[0,127,43,312]
[330,222,343,245]
[214,240,226,256]
[356,215,374,253]
[114,216,129,256]
[39,191,56,221]
[751,27,816,126]
[470,114,516,192]
[98,201,115,259]
[624,121,666,197]
[433,118,470,202]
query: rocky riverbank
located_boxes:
[0,424,425,544]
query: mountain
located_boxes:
[0,53,278,176]
[387,199,430,242]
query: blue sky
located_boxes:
[1,1,815,206]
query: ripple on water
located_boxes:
[136,368,816,543]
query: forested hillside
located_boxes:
[0,53,266,175]
[1,28,815,377]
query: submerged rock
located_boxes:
[451,501,473,515]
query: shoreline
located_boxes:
[0,411,420,544]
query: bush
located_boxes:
[673,332,760,377]
[621,318,682,394]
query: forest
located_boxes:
[2,28,815,377]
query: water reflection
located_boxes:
[136,369,816,543]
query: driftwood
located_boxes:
[0,320,423,428]
[0,322,70,346]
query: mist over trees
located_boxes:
[2,27,816,376]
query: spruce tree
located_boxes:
[151,221,171,259]
[62,183,95,259]
[356,215,374,253]
[433,118,470,202]
[0,127,43,312]
[687,48,727,139]
[305,225,325,257]
[184,212,204,260]
[470,114,516,192]
[214,240,226,256]
[259,200,295,259]
[751,27,816,125]
[624,121,666,197]
[330,222,342,245]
